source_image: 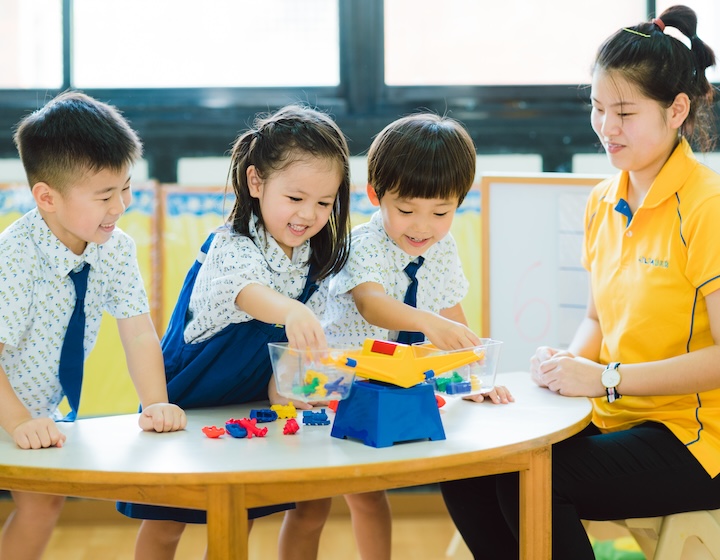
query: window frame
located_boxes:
[0,0,715,182]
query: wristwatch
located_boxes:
[601,362,622,403]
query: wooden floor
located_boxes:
[1,494,474,560]
[8,495,684,559]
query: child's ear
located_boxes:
[366,183,380,207]
[32,182,58,213]
[247,165,263,198]
[669,92,690,130]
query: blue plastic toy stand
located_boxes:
[331,380,445,447]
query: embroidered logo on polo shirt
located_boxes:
[638,256,669,268]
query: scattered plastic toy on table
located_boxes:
[225,420,248,438]
[202,417,267,439]
[283,418,300,435]
[201,425,226,438]
[302,409,330,426]
[238,417,268,438]
[250,408,279,422]
[271,402,297,419]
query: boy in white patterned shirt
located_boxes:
[0,91,186,560]
[284,114,513,560]
[326,113,513,372]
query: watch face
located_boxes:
[602,368,621,388]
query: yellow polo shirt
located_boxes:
[583,139,720,476]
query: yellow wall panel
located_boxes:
[1,182,481,417]
[349,187,482,335]
[80,183,159,415]
[0,183,159,417]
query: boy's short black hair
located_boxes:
[367,113,476,205]
[13,90,143,192]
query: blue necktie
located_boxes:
[396,257,425,345]
[58,263,90,422]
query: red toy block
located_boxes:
[283,418,300,435]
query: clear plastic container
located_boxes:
[268,343,359,403]
[413,339,503,396]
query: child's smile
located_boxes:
[373,190,459,257]
[247,157,341,258]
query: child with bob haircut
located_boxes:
[441,6,720,559]
[118,104,352,560]
[281,113,513,560]
[0,91,186,560]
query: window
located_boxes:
[72,0,340,88]
[0,0,63,89]
[383,0,647,86]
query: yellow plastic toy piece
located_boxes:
[328,339,485,389]
[304,370,328,397]
[271,402,297,419]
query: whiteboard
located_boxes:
[481,174,608,372]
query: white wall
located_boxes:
[572,153,615,175]
[176,157,230,186]
[177,154,543,189]
[0,158,149,184]
[697,152,720,173]
[0,159,28,183]
[573,151,720,175]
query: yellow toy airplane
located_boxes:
[325,339,485,389]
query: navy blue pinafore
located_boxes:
[117,233,318,523]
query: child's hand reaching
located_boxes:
[12,417,66,449]
[424,315,481,351]
[285,301,327,350]
[139,403,187,432]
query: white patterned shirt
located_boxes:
[324,211,469,347]
[0,209,150,418]
[184,221,325,343]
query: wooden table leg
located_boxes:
[207,485,249,560]
[519,446,552,560]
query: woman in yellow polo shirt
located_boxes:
[440,6,720,559]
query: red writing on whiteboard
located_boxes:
[513,261,551,342]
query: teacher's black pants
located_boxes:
[440,422,720,560]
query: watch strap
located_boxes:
[606,386,621,403]
[604,362,622,403]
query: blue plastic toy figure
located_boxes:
[250,409,279,423]
[302,409,330,426]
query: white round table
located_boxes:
[0,371,592,559]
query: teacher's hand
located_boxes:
[530,346,573,387]
[535,355,605,397]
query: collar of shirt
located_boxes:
[603,137,699,209]
[368,210,440,273]
[248,217,311,273]
[27,208,101,275]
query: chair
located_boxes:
[620,509,720,559]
